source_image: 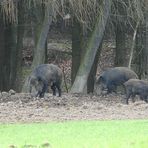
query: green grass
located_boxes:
[0,120,148,148]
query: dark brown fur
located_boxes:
[124,79,148,104]
[96,67,138,94]
[29,64,62,97]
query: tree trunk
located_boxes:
[22,2,53,92]
[87,43,102,93]
[70,0,111,93]
[0,14,5,90]
[114,0,128,66]
[15,0,25,92]
[114,25,128,66]
[134,12,148,79]
[31,2,53,69]
[128,21,139,69]
[71,18,83,84]
[71,18,102,94]
[9,25,17,89]
[0,16,17,91]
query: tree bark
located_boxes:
[114,0,130,67]
[31,2,53,69]
[0,14,5,90]
[70,0,111,93]
[22,2,53,92]
[71,18,83,84]
[8,25,17,89]
[128,21,139,69]
[87,43,102,93]
[134,11,148,79]
[15,0,25,92]
[114,25,128,66]
[0,18,17,91]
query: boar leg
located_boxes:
[143,96,148,103]
[29,85,32,93]
[140,95,148,103]
[56,83,61,97]
[39,81,48,98]
[131,94,136,103]
[125,90,132,105]
[51,83,56,96]
[51,82,61,97]
[107,84,116,94]
[36,90,42,97]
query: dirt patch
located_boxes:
[0,93,148,123]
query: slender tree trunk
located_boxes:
[45,39,48,63]
[128,21,139,68]
[70,0,111,93]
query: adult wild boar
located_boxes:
[29,64,62,97]
[96,67,138,94]
[124,79,148,104]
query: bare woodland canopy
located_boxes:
[0,0,146,26]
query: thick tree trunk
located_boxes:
[15,0,25,92]
[71,18,101,94]
[9,25,17,89]
[22,2,53,92]
[31,3,53,69]
[114,25,128,66]
[87,43,102,93]
[71,18,83,84]
[140,10,148,79]
[0,19,17,91]
[134,12,148,79]
[0,15,5,90]
[114,0,128,66]
[70,0,111,93]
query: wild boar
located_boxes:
[96,67,138,94]
[29,64,62,97]
[124,79,148,104]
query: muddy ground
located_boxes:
[2,31,147,124]
[0,92,148,123]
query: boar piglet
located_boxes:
[124,79,148,104]
[29,64,62,98]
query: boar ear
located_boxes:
[96,76,104,84]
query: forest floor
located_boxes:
[0,92,148,123]
[1,30,148,123]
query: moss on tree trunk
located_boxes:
[71,0,111,93]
